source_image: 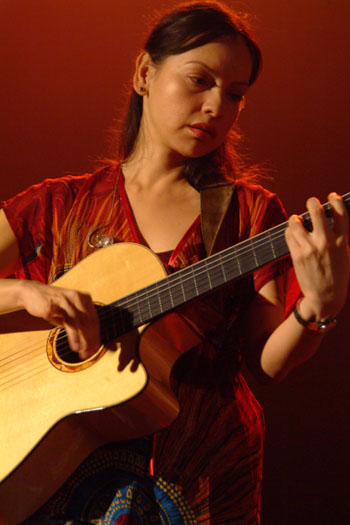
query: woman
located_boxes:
[0,1,349,523]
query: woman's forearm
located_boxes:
[260,303,326,381]
[0,278,28,314]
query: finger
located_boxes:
[328,192,349,238]
[72,291,101,356]
[306,197,330,240]
[285,220,301,252]
[63,291,101,359]
[286,214,309,246]
[44,301,77,331]
[285,216,316,271]
[63,323,82,354]
[43,302,82,355]
[43,291,89,355]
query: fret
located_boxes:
[168,281,175,309]
[208,257,224,288]
[251,239,259,267]
[128,291,144,326]
[206,260,213,290]
[198,270,211,296]
[145,291,153,320]
[268,230,277,259]
[222,251,240,282]
[192,266,200,297]
[136,299,142,326]
[181,268,197,302]
[179,278,186,304]
[155,281,164,314]
[219,255,227,283]
[238,241,261,275]
[252,234,275,267]
[236,252,242,276]
[274,228,288,258]
[158,281,174,313]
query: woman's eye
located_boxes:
[189,76,208,86]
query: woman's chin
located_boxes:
[178,143,217,160]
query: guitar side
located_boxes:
[0,243,201,524]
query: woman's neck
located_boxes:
[120,148,200,254]
[122,140,187,191]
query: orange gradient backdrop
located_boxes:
[1,1,349,523]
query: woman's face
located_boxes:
[137,36,253,164]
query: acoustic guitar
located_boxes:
[0,193,349,524]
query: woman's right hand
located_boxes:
[0,210,100,359]
[18,280,101,360]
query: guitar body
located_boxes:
[1,191,348,524]
[0,243,201,524]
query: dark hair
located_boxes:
[117,1,263,188]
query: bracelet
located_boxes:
[293,298,337,334]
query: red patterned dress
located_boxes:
[2,165,292,524]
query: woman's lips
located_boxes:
[188,124,215,139]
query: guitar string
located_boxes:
[0,337,46,369]
[1,196,349,389]
[1,347,49,391]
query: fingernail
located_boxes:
[72,341,80,351]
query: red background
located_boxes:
[1,1,349,522]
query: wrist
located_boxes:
[0,278,30,314]
[12,279,29,310]
[11,279,38,311]
[294,298,337,334]
[296,297,313,321]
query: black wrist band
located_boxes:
[293,298,337,333]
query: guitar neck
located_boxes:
[99,192,350,342]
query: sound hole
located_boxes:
[55,331,81,363]
[47,326,105,372]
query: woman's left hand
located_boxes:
[285,192,350,322]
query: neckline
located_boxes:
[118,167,201,266]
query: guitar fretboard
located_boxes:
[99,192,350,343]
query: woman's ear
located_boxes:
[234,96,246,123]
[133,51,155,96]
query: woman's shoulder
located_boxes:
[1,165,119,230]
[36,164,117,194]
[235,178,280,201]
[233,179,287,235]
[10,164,118,204]
[235,179,285,214]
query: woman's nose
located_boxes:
[202,88,224,118]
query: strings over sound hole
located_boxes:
[55,330,81,363]
[47,327,104,372]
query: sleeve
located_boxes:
[1,175,82,282]
[236,183,297,294]
[251,191,291,292]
